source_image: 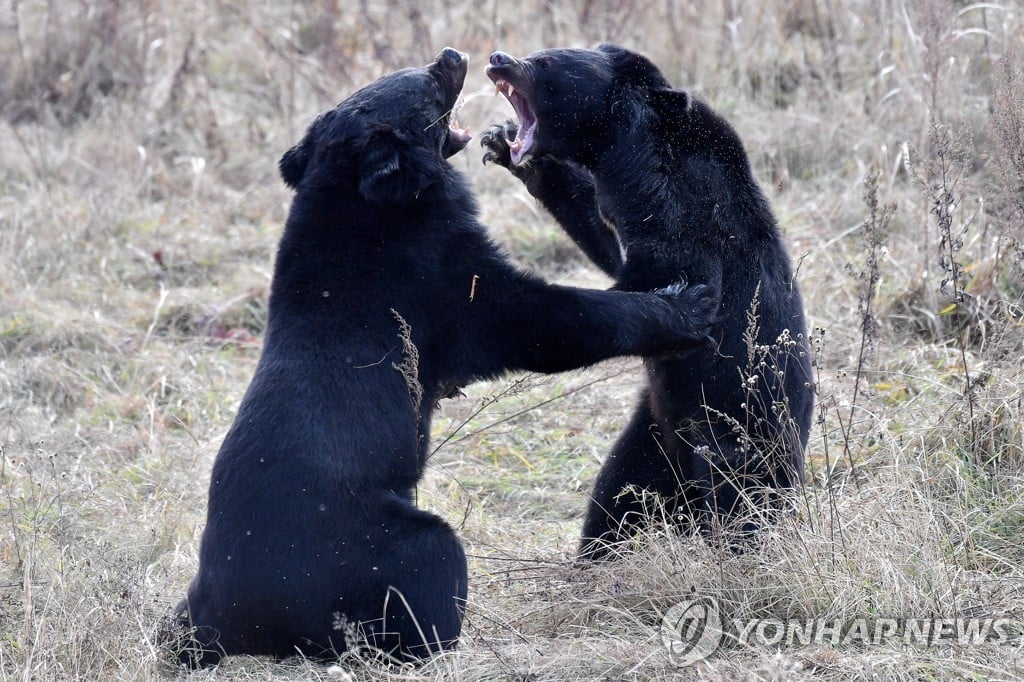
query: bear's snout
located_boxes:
[438,47,467,68]
[489,51,516,68]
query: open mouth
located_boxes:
[448,119,471,145]
[490,78,537,164]
[434,49,472,156]
[440,111,471,158]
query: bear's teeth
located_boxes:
[509,139,523,152]
[493,80,516,98]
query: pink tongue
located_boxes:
[505,89,535,164]
[449,122,471,143]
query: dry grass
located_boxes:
[2,0,1024,679]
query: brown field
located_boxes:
[2,1,1023,679]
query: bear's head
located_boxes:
[486,44,686,167]
[280,47,472,203]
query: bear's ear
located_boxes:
[278,110,336,189]
[279,141,310,189]
[358,125,444,204]
[651,87,693,116]
[597,43,670,90]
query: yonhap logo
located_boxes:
[661,596,1021,666]
[660,597,725,666]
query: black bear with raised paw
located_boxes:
[481,44,813,560]
[170,48,717,666]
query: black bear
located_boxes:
[171,48,718,666]
[481,44,813,559]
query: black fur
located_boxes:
[482,44,813,559]
[171,48,718,666]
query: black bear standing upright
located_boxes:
[172,48,717,666]
[481,44,814,559]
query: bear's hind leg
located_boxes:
[363,500,468,661]
[578,397,702,561]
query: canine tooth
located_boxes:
[507,84,516,97]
